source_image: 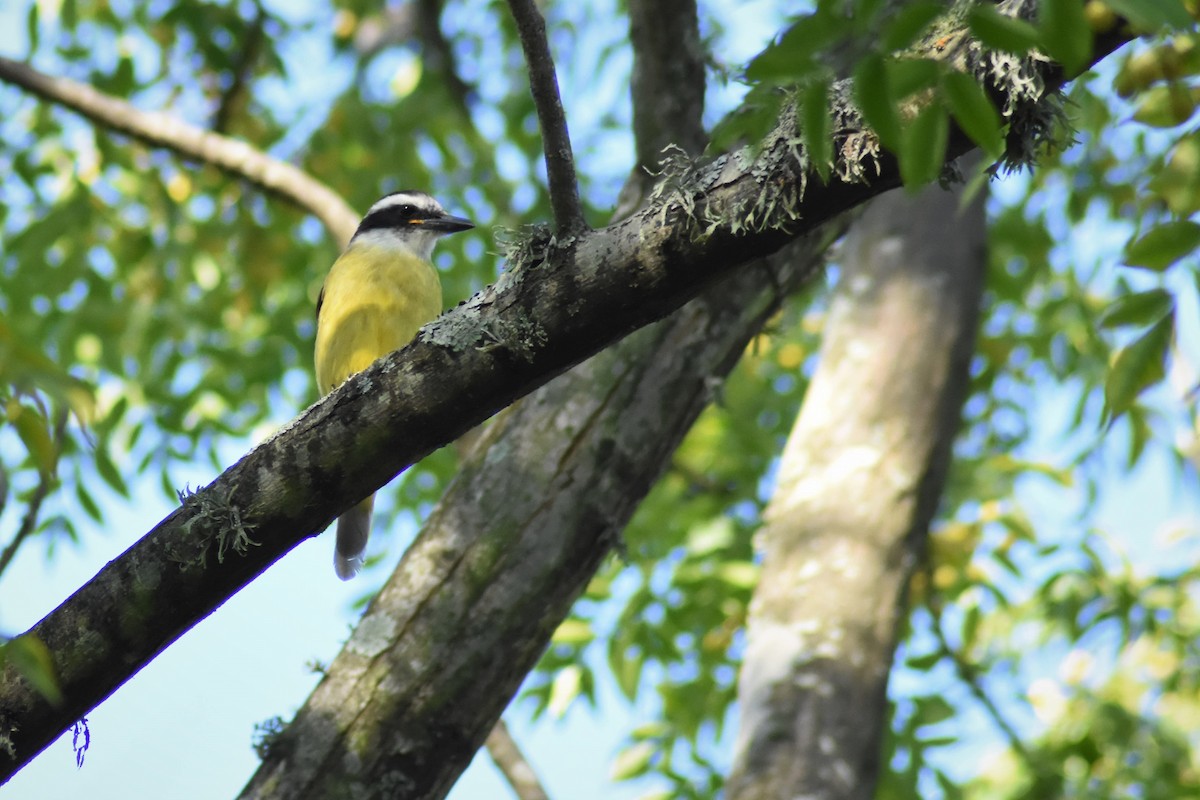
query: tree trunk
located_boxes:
[727,166,986,800]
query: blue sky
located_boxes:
[2,2,1199,800]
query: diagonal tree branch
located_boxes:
[211,0,268,134]
[415,0,476,119]
[237,225,838,800]
[928,596,1039,770]
[0,8,1133,782]
[505,0,586,235]
[0,56,359,246]
[485,719,551,800]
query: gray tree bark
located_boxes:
[727,166,986,800]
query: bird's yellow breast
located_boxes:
[314,243,443,394]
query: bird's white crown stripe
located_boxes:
[366,191,444,217]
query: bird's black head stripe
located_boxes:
[355,203,422,236]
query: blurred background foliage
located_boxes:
[1,0,1199,798]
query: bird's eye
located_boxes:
[398,204,416,217]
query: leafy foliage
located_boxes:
[1,0,1199,798]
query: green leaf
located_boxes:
[1104,312,1174,422]
[881,1,945,52]
[610,741,656,781]
[1132,84,1200,128]
[2,634,63,706]
[907,651,943,670]
[854,54,901,149]
[686,517,735,556]
[916,695,956,725]
[967,6,1040,55]
[717,561,760,589]
[899,105,949,188]
[918,735,960,747]
[709,93,784,155]
[888,58,940,100]
[25,3,38,55]
[1152,133,1200,216]
[612,648,644,701]
[962,605,982,648]
[548,663,583,717]
[941,70,1005,159]
[745,13,844,84]
[802,78,833,182]
[76,481,103,523]
[111,54,136,95]
[1039,0,1093,75]
[1098,288,1175,328]
[629,721,670,741]
[94,446,129,497]
[10,403,56,477]
[1101,0,1193,31]
[0,320,95,420]
[551,618,594,646]
[1123,219,1200,270]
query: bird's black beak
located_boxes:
[419,213,475,234]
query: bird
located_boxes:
[314,190,473,579]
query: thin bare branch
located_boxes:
[613,0,706,221]
[415,0,475,118]
[212,1,268,134]
[504,0,585,236]
[0,409,69,582]
[628,0,706,165]
[0,57,359,246]
[485,719,551,800]
[929,601,1037,768]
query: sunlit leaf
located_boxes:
[2,634,63,706]
[551,618,594,646]
[717,561,760,589]
[548,663,583,717]
[610,741,656,781]
[10,403,56,477]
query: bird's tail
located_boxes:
[334,495,374,581]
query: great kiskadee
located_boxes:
[315,190,473,580]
